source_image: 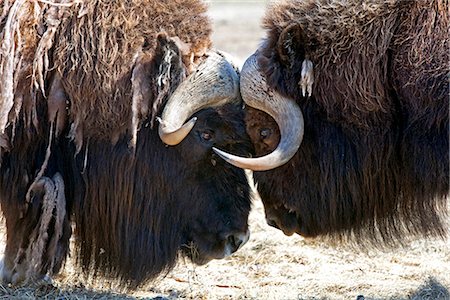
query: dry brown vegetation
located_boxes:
[1,2,449,299]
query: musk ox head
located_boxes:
[62,42,256,287]
[150,40,253,265]
[175,105,253,265]
[213,1,449,243]
[65,35,257,287]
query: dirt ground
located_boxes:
[1,2,449,300]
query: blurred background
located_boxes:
[208,1,268,63]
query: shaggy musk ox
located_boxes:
[216,0,449,243]
[0,0,254,287]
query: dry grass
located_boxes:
[1,2,449,299]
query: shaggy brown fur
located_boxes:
[0,0,211,147]
[0,99,72,284]
[53,0,212,147]
[249,0,449,244]
[1,0,253,288]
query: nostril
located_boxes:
[266,218,280,229]
[226,231,250,254]
[227,234,241,250]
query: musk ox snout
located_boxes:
[183,230,250,266]
[224,230,250,256]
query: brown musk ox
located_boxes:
[215,0,449,244]
[0,0,253,288]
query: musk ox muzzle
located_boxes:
[183,230,250,265]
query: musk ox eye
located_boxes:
[200,130,213,142]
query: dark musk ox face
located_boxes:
[69,103,254,287]
[153,50,255,266]
[244,107,306,237]
[65,50,256,286]
[176,105,254,264]
[208,25,310,237]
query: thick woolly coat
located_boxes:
[0,0,252,287]
[249,0,449,242]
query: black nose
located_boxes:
[225,231,249,254]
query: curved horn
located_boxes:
[158,51,240,145]
[213,53,304,171]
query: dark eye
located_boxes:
[200,130,213,142]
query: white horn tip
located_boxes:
[213,147,257,171]
[213,147,232,162]
[159,117,198,146]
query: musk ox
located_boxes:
[0,0,253,287]
[215,0,449,243]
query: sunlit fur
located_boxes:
[248,0,448,244]
[0,0,253,288]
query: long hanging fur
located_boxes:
[1,0,254,289]
[0,0,211,153]
[53,0,211,150]
[252,0,449,245]
[0,1,74,285]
